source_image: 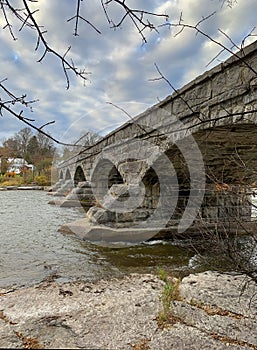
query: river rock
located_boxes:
[0,271,257,349]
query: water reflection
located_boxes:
[1,190,255,289]
[0,191,194,288]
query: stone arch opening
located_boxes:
[142,167,160,210]
[74,166,86,186]
[164,145,190,221]
[65,168,72,180]
[108,164,123,188]
[59,170,63,180]
[91,158,124,200]
[140,147,190,222]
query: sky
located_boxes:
[0,0,257,145]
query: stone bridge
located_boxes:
[51,40,257,244]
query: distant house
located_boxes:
[7,158,34,174]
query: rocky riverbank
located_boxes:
[0,271,257,349]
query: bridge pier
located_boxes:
[85,182,252,237]
[60,181,95,209]
[48,178,65,193]
[56,151,255,242]
[54,179,74,197]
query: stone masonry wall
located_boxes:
[56,41,257,233]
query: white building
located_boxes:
[7,158,34,174]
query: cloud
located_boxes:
[0,0,257,144]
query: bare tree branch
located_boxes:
[0,0,168,144]
[171,12,257,76]
[67,0,102,36]
[106,101,149,135]
[150,63,204,123]
[0,102,76,146]
[101,0,168,43]
[38,120,55,130]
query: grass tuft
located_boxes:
[157,268,182,328]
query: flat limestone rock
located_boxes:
[0,274,163,349]
[58,217,168,245]
[0,320,23,349]
[179,271,257,317]
[0,272,257,349]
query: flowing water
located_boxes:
[0,190,255,289]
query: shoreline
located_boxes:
[1,271,257,349]
[0,186,46,191]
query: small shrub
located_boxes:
[157,268,182,328]
[161,278,181,315]
[34,175,48,186]
[1,177,23,187]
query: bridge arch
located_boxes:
[74,165,86,186]
[65,168,72,180]
[142,167,160,210]
[139,146,188,220]
[91,158,123,200]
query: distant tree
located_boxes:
[25,131,56,177]
[34,133,55,176]
[0,145,10,173]
[1,127,56,180]
[37,133,55,158]
[14,127,33,161]
[61,146,75,161]
[75,130,102,148]
[27,135,40,164]
[2,137,20,158]
[60,130,101,161]
[36,159,52,175]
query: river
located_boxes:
[0,190,255,289]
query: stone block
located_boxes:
[66,193,78,200]
[115,212,135,223]
[87,206,115,224]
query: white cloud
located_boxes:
[0,0,257,144]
